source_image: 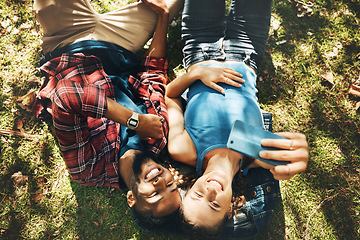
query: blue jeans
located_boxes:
[182,0,272,72]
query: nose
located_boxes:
[206,185,217,202]
[153,176,166,188]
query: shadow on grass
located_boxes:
[307,90,360,239]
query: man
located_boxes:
[32,0,183,223]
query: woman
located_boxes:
[165,0,308,237]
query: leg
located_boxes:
[224,0,273,72]
[181,0,226,69]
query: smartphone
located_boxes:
[227,120,290,166]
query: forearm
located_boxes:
[104,97,134,126]
[145,5,169,58]
[166,96,185,137]
[166,70,199,98]
[165,96,197,166]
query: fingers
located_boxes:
[210,69,244,94]
[210,82,226,94]
[260,132,309,180]
[261,132,308,150]
[223,76,243,88]
[222,68,244,85]
[270,161,307,180]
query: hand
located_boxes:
[259,132,309,180]
[141,0,169,15]
[135,114,163,140]
[190,65,244,94]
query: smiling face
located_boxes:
[128,155,181,218]
[182,169,233,230]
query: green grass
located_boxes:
[1,0,360,239]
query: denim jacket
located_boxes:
[222,167,280,239]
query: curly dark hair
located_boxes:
[178,203,228,239]
[131,206,182,233]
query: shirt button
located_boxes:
[266,186,272,192]
[252,191,256,197]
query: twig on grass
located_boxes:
[0,129,37,139]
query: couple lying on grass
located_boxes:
[32,0,308,238]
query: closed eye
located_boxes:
[167,181,174,187]
[195,191,203,198]
[148,192,158,198]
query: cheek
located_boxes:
[137,183,155,195]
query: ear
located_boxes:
[227,205,233,219]
[127,190,136,208]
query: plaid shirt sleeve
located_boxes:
[128,56,169,155]
[33,53,123,189]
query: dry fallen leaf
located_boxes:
[33,193,44,201]
[348,84,360,97]
[11,171,28,186]
[28,75,41,84]
[272,19,281,31]
[321,72,334,85]
[16,119,25,133]
[17,89,36,112]
[355,102,360,112]
[324,50,338,58]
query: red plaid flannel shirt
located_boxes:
[32,53,168,189]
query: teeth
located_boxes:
[146,168,160,179]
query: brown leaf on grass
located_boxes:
[11,171,28,186]
[321,72,334,85]
[37,176,45,187]
[33,193,44,201]
[16,119,25,133]
[28,75,41,84]
[348,84,360,97]
[17,89,36,112]
[355,102,360,112]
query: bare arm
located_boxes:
[165,96,197,167]
[104,0,172,140]
[104,97,163,139]
[167,64,244,97]
[142,0,169,58]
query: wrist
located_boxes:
[127,112,139,130]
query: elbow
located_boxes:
[167,141,197,167]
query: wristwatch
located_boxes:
[127,112,139,130]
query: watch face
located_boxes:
[128,119,138,128]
